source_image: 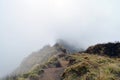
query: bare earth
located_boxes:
[39,59,68,80]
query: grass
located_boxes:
[16,56,61,80]
[61,53,120,80]
[44,56,61,68]
[5,53,120,80]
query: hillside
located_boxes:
[12,42,69,75]
[86,42,120,57]
[4,42,120,80]
[62,53,120,80]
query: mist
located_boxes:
[0,0,120,78]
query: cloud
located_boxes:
[0,0,120,77]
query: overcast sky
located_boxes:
[0,0,120,77]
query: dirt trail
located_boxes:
[59,59,69,67]
[39,59,68,80]
[40,68,64,80]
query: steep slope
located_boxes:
[13,53,120,80]
[4,42,120,80]
[13,44,67,75]
[15,54,69,80]
[13,40,80,76]
[13,45,54,75]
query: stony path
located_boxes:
[39,59,68,80]
[40,68,64,80]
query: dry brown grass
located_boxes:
[62,53,120,80]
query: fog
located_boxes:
[0,0,120,77]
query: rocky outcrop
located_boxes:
[86,42,120,57]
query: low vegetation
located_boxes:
[9,56,61,80]
[61,53,120,80]
[86,42,120,57]
[3,42,120,80]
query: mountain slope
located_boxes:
[62,53,120,80]
[13,44,67,75]
[4,42,120,80]
[11,53,120,80]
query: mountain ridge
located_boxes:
[3,42,120,80]
[12,41,76,76]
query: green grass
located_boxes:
[61,53,120,80]
[5,53,120,80]
[16,56,61,80]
